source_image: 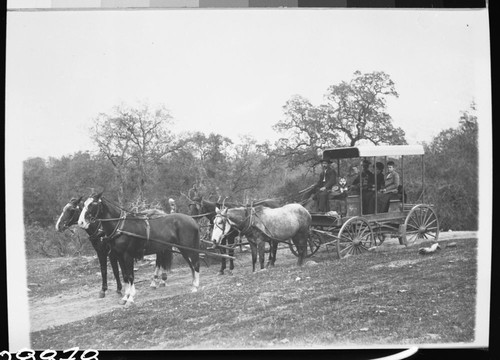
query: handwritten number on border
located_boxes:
[0,349,99,360]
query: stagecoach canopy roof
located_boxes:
[322,145,425,160]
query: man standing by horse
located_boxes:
[312,158,337,212]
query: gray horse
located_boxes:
[211,203,311,272]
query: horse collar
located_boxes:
[239,207,254,236]
[107,210,127,240]
[87,222,103,240]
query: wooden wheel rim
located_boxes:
[337,217,374,259]
[402,204,440,246]
[289,230,322,258]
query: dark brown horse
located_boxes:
[188,196,281,274]
[55,197,122,298]
[78,192,200,306]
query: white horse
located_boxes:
[212,203,311,272]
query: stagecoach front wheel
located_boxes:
[288,230,322,258]
[401,204,439,246]
[337,217,374,259]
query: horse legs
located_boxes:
[95,248,109,298]
[150,266,161,289]
[151,251,171,288]
[228,235,235,275]
[249,241,258,272]
[292,232,308,266]
[219,234,235,275]
[257,239,266,270]
[180,250,200,292]
[266,240,278,268]
[108,250,122,295]
[119,253,136,306]
[218,237,227,275]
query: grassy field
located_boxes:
[28,237,477,350]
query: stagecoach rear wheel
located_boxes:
[401,204,440,246]
[337,217,374,259]
[288,230,322,258]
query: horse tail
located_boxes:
[163,250,173,273]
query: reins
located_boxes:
[219,206,292,244]
[89,197,154,244]
[190,211,216,219]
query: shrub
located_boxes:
[25,223,95,258]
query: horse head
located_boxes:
[78,192,104,230]
[211,207,232,245]
[188,195,203,216]
[55,196,83,232]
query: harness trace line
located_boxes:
[87,196,235,261]
[218,206,294,245]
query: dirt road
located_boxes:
[28,231,476,333]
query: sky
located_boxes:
[4,6,492,351]
[5,7,491,161]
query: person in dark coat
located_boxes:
[366,162,386,214]
[351,159,375,214]
[313,159,337,212]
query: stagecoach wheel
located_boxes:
[288,230,322,258]
[401,204,440,246]
[337,217,374,259]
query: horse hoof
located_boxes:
[191,287,199,293]
[159,282,166,287]
[125,301,135,308]
[118,299,127,305]
[99,291,106,298]
[217,271,224,275]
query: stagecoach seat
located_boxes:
[388,199,402,213]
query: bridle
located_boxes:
[59,202,81,230]
[82,196,141,242]
[213,212,231,236]
[85,199,103,224]
[60,200,104,242]
[213,206,254,244]
[189,199,217,219]
[188,199,202,214]
[66,205,80,227]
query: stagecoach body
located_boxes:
[300,145,440,259]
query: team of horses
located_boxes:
[55,192,312,306]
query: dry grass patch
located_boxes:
[29,238,477,349]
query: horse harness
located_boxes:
[218,206,290,245]
[88,199,152,247]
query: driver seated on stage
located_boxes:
[312,158,337,212]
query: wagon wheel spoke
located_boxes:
[402,205,439,246]
[289,230,322,258]
[337,217,373,259]
[357,226,371,239]
[339,244,352,257]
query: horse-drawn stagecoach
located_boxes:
[294,145,440,259]
[56,145,439,304]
